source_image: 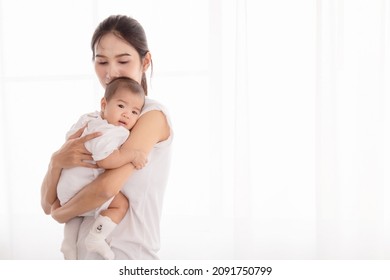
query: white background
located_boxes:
[1,0,390,260]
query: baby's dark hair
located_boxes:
[105,77,145,103]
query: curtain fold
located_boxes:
[0,89,11,259]
[233,0,253,258]
[384,0,390,260]
[316,0,389,259]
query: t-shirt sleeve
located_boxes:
[84,120,130,161]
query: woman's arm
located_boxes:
[40,127,102,214]
[51,110,170,223]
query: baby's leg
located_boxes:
[100,191,129,223]
[85,192,129,260]
[61,217,83,260]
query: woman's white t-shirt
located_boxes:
[75,98,173,259]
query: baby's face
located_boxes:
[102,88,144,130]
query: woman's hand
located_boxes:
[41,126,102,215]
[51,126,102,169]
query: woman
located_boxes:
[40,15,173,260]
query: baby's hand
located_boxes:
[131,150,148,170]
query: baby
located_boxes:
[57,77,146,259]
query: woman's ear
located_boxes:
[142,52,151,72]
[100,97,107,112]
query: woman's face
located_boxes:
[94,33,148,89]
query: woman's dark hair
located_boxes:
[91,15,152,95]
[105,77,145,104]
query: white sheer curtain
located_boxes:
[0,0,389,260]
[317,0,390,259]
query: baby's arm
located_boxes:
[96,148,148,170]
[87,121,147,170]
